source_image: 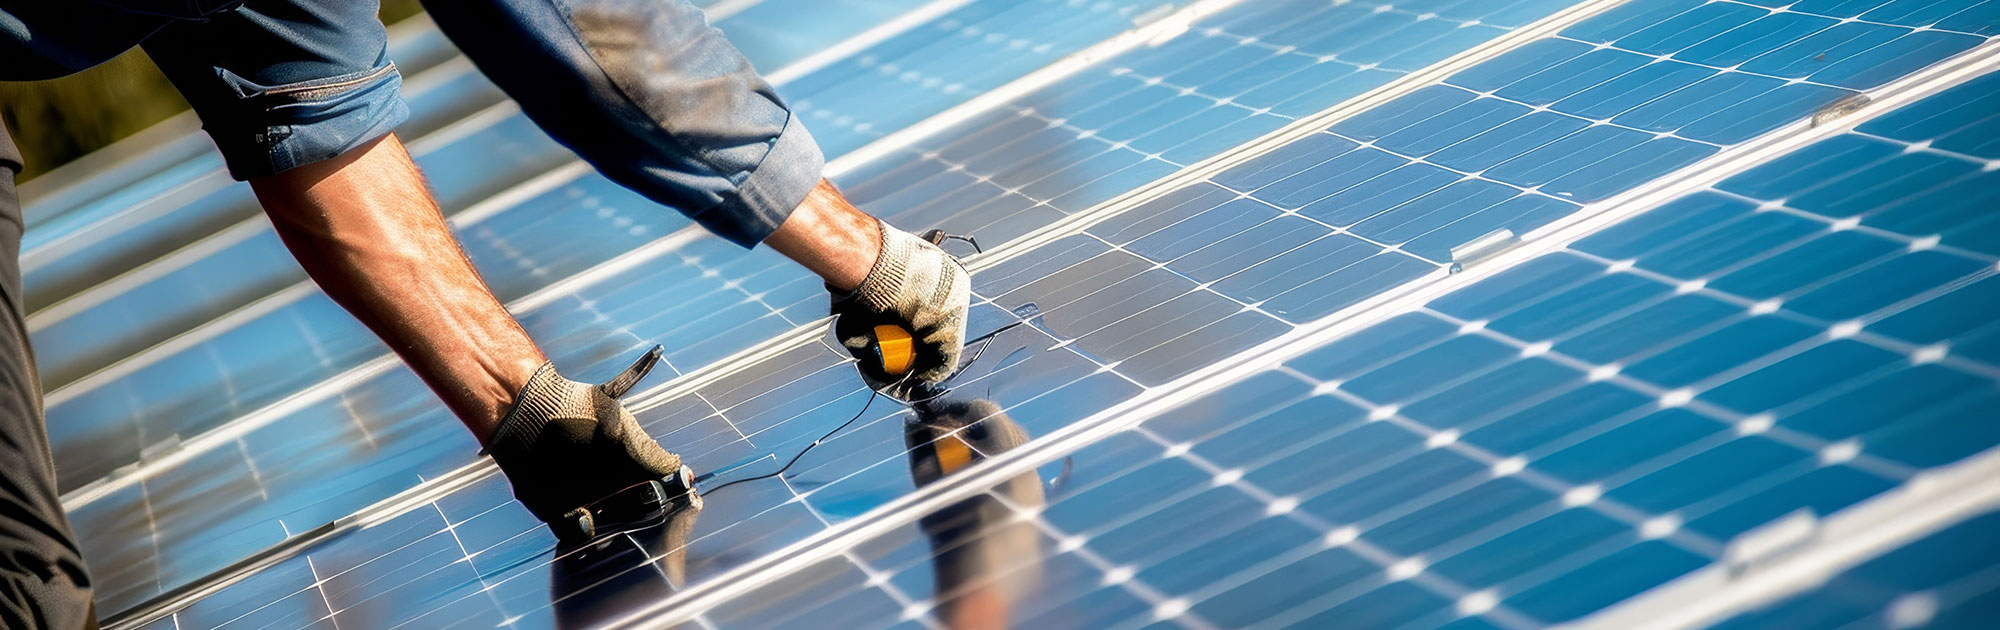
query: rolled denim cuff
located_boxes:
[692,112,824,248]
[208,61,411,180]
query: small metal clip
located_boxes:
[1811,94,1872,127]
[919,229,983,254]
[1724,509,1819,577]
[1449,228,1522,274]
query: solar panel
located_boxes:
[1711,508,2000,629]
[37,0,2000,627]
[645,18,2000,630]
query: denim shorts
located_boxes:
[2,0,410,180]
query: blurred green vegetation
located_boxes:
[0,0,425,183]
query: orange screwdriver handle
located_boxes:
[874,324,915,376]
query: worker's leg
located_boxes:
[0,116,97,630]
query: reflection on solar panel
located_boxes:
[1713,507,2000,629]
[22,0,2000,627]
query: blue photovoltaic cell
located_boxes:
[641,11,2000,630]
[1711,509,2000,630]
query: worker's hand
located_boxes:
[830,222,971,392]
[483,348,693,542]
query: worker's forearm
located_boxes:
[249,134,542,441]
[763,179,882,291]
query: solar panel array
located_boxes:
[621,5,2000,630]
[17,0,1998,627]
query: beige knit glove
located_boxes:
[484,347,692,541]
[831,221,972,394]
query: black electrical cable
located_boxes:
[700,389,879,496]
[697,319,1028,496]
[700,227,1023,497]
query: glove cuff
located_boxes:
[854,219,922,313]
[481,362,589,459]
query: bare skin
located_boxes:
[251,134,545,441]
[765,178,882,292]
[251,135,881,442]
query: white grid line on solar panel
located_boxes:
[1705,187,2000,264]
[712,477,1220,630]
[1560,236,2000,379]
[1546,31,1955,91]
[434,502,516,624]
[809,489,1228,630]
[839,548,949,630]
[1714,0,1997,37]
[301,499,523,627]
[1405,305,1927,473]
[1423,17,1991,139]
[1120,381,1764,629]
[1126,425,1555,630]
[1851,128,2000,165]
[860,113,1187,215]
[1145,359,1731,548]
[1396,252,1992,463]
[742,511,1211,630]
[788,0,1178,145]
[167,395,783,626]
[821,0,1573,189]
[852,160,1430,328]
[831,2,1497,161]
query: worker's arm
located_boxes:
[251,134,689,538]
[248,134,541,437]
[768,181,972,389]
[128,0,705,538]
[418,0,972,386]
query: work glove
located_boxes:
[831,220,971,394]
[483,347,695,543]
